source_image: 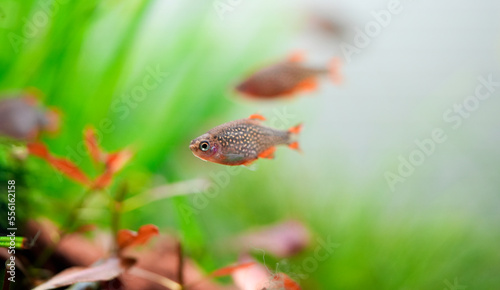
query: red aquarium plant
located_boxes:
[27,126,133,190]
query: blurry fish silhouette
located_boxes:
[236,52,342,99]
[190,114,302,166]
[0,95,60,141]
[306,9,353,42]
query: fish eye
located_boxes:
[199,141,210,152]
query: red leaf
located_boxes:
[106,149,133,173]
[117,229,136,250]
[27,142,50,158]
[117,224,159,250]
[134,224,160,246]
[91,149,133,189]
[33,257,136,290]
[28,142,91,187]
[210,262,255,278]
[92,149,133,189]
[84,126,106,164]
[92,170,114,190]
[48,157,92,186]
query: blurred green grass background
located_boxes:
[1,0,500,289]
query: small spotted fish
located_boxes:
[189,114,302,166]
[236,52,342,99]
[0,95,60,141]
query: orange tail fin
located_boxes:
[288,123,302,135]
[287,123,302,152]
[288,141,301,152]
[328,57,343,85]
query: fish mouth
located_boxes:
[189,140,197,151]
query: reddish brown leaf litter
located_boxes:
[23,221,233,290]
[33,257,136,290]
[26,219,106,269]
[119,236,235,290]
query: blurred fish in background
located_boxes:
[304,6,356,45]
[236,52,342,99]
[0,92,60,141]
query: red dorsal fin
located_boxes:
[249,113,266,121]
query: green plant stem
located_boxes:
[111,183,127,254]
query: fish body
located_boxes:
[236,52,342,99]
[190,114,301,166]
[0,96,60,141]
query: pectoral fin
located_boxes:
[295,78,318,93]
